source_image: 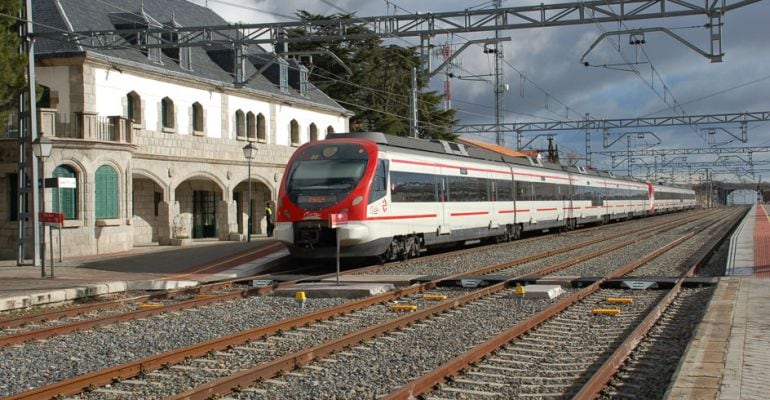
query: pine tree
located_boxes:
[287,11,456,140]
[0,0,26,113]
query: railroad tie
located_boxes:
[451,378,507,388]
[438,386,501,397]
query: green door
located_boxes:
[193,190,217,238]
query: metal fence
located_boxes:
[55,114,116,141]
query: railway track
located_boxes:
[386,207,743,400]
[0,210,705,347]
[0,209,737,399]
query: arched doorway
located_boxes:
[132,174,165,244]
[175,178,223,239]
[234,178,272,238]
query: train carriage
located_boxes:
[275,132,696,260]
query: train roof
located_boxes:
[324,132,690,190]
[326,132,567,171]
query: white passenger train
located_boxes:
[274,132,696,260]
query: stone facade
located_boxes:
[0,54,349,261]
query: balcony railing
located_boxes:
[2,109,132,143]
[46,110,132,143]
[55,114,116,140]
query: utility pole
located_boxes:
[410,67,418,138]
[493,0,505,146]
[18,0,41,267]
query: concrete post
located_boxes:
[157,201,174,245]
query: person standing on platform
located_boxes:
[265,202,275,237]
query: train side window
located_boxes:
[496,179,514,201]
[517,181,533,201]
[391,171,437,202]
[368,159,389,204]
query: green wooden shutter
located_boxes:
[95,166,118,219]
[52,166,77,219]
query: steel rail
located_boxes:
[5,211,707,399]
[0,210,703,343]
[380,209,731,399]
[0,242,285,329]
[165,212,716,400]
[573,208,745,399]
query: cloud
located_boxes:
[198,0,770,181]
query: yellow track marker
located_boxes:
[592,308,621,315]
[606,298,634,304]
[423,294,448,301]
[389,305,418,312]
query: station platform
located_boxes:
[667,204,770,400]
[0,238,289,312]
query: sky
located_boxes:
[193,0,770,185]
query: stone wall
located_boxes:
[132,178,161,244]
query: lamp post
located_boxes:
[32,136,53,278]
[242,142,257,242]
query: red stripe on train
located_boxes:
[367,214,437,221]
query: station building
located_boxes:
[0,0,350,260]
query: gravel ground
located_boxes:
[74,289,464,399]
[0,209,724,399]
[427,289,665,399]
[232,286,568,399]
[599,287,715,400]
[0,296,349,398]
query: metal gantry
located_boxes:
[456,111,770,135]
[30,0,761,145]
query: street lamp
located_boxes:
[242,142,257,242]
[32,136,53,278]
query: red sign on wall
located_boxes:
[329,212,348,229]
[39,212,64,225]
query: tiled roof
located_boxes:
[32,0,347,112]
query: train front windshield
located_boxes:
[286,142,370,211]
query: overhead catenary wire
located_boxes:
[382,0,586,133]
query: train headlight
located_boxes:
[352,196,363,206]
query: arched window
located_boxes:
[326,125,335,135]
[235,110,245,138]
[257,113,266,142]
[246,112,256,139]
[192,102,204,132]
[290,119,299,145]
[37,85,51,108]
[52,165,77,219]
[95,165,119,219]
[309,123,318,142]
[161,97,175,129]
[127,91,141,124]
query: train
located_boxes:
[274,132,696,260]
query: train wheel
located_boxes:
[512,224,522,240]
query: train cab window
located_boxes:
[285,142,370,210]
[368,159,389,204]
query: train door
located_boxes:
[489,177,500,231]
[562,182,573,227]
[437,175,451,235]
